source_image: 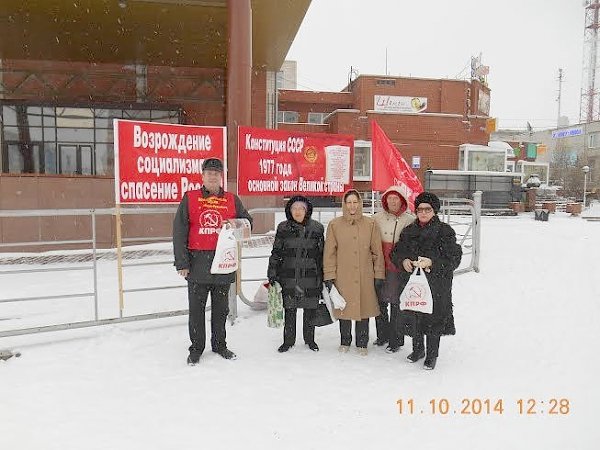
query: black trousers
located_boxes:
[283,308,316,346]
[412,333,441,358]
[375,302,405,347]
[188,281,230,355]
[339,318,369,348]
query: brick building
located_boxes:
[278,74,492,192]
[0,0,310,246]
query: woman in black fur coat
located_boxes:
[391,192,462,370]
[267,195,325,353]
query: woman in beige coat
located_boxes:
[323,190,385,355]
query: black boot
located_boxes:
[187,352,201,366]
[423,334,440,370]
[214,348,237,360]
[306,342,319,352]
[278,343,293,353]
[407,334,425,363]
[424,357,437,370]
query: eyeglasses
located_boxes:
[416,206,433,213]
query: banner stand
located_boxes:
[115,203,125,318]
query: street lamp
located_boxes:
[582,165,590,208]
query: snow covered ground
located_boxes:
[1,212,599,450]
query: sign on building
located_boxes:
[374,95,428,113]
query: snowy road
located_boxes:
[1,213,598,450]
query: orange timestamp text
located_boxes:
[396,398,571,416]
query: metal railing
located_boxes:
[236,192,482,307]
[0,206,188,339]
[0,192,481,341]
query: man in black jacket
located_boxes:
[173,158,252,365]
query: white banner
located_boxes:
[374,95,428,113]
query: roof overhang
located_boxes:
[0,0,311,70]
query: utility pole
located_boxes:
[385,47,388,76]
[557,68,563,127]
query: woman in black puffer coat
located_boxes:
[267,195,325,353]
[391,192,462,370]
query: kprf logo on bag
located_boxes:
[399,267,433,314]
[403,284,428,306]
[216,248,237,270]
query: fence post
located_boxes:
[472,191,482,273]
[91,209,99,321]
[228,283,237,324]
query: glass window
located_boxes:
[1,102,181,176]
[308,112,326,124]
[57,127,93,142]
[589,132,599,149]
[5,143,42,173]
[95,109,118,128]
[277,111,299,123]
[2,105,18,126]
[43,107,56,126]
[95,127,114,143]
[27,107,43,126]
[80,145,93,175]
[95,143,113,176]
[59,145,78,174]
[56,107,94,128]
[467,151,505,171]
[3,126,20,141]
[354,142,372,180]
[28,127,44,141]
[124,109,151,120]
[44,143,57,174]
[7,143,25,172]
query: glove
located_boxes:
[324,280,334,292]
[374,279,384,294]
[268,277,277,287]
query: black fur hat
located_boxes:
[414,191,441,213]
[201,158,224,172]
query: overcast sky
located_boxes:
[286,0,583,131]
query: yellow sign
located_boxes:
[485,118,497,134]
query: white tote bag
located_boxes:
[210,224,238,274]
[328,285,347,310]
[399,267,433,314]
[321,285,337,323]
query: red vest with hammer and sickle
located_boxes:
[187,190,236,250]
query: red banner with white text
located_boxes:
[114,120,226,204]
[371,121,423,211]
[237,126,354,196]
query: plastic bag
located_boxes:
[210,224,238,274]
[399,267,433,314]
[328,285,346,310]
[253,282,270,304]
[267,282,284,328]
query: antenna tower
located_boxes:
[580,0,600,123]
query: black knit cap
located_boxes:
[202,158,224,172]
[414,191,441,213]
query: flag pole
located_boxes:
[371,190,376,215]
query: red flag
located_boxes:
[371,120,423,210]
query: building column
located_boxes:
[226,0,252,188]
